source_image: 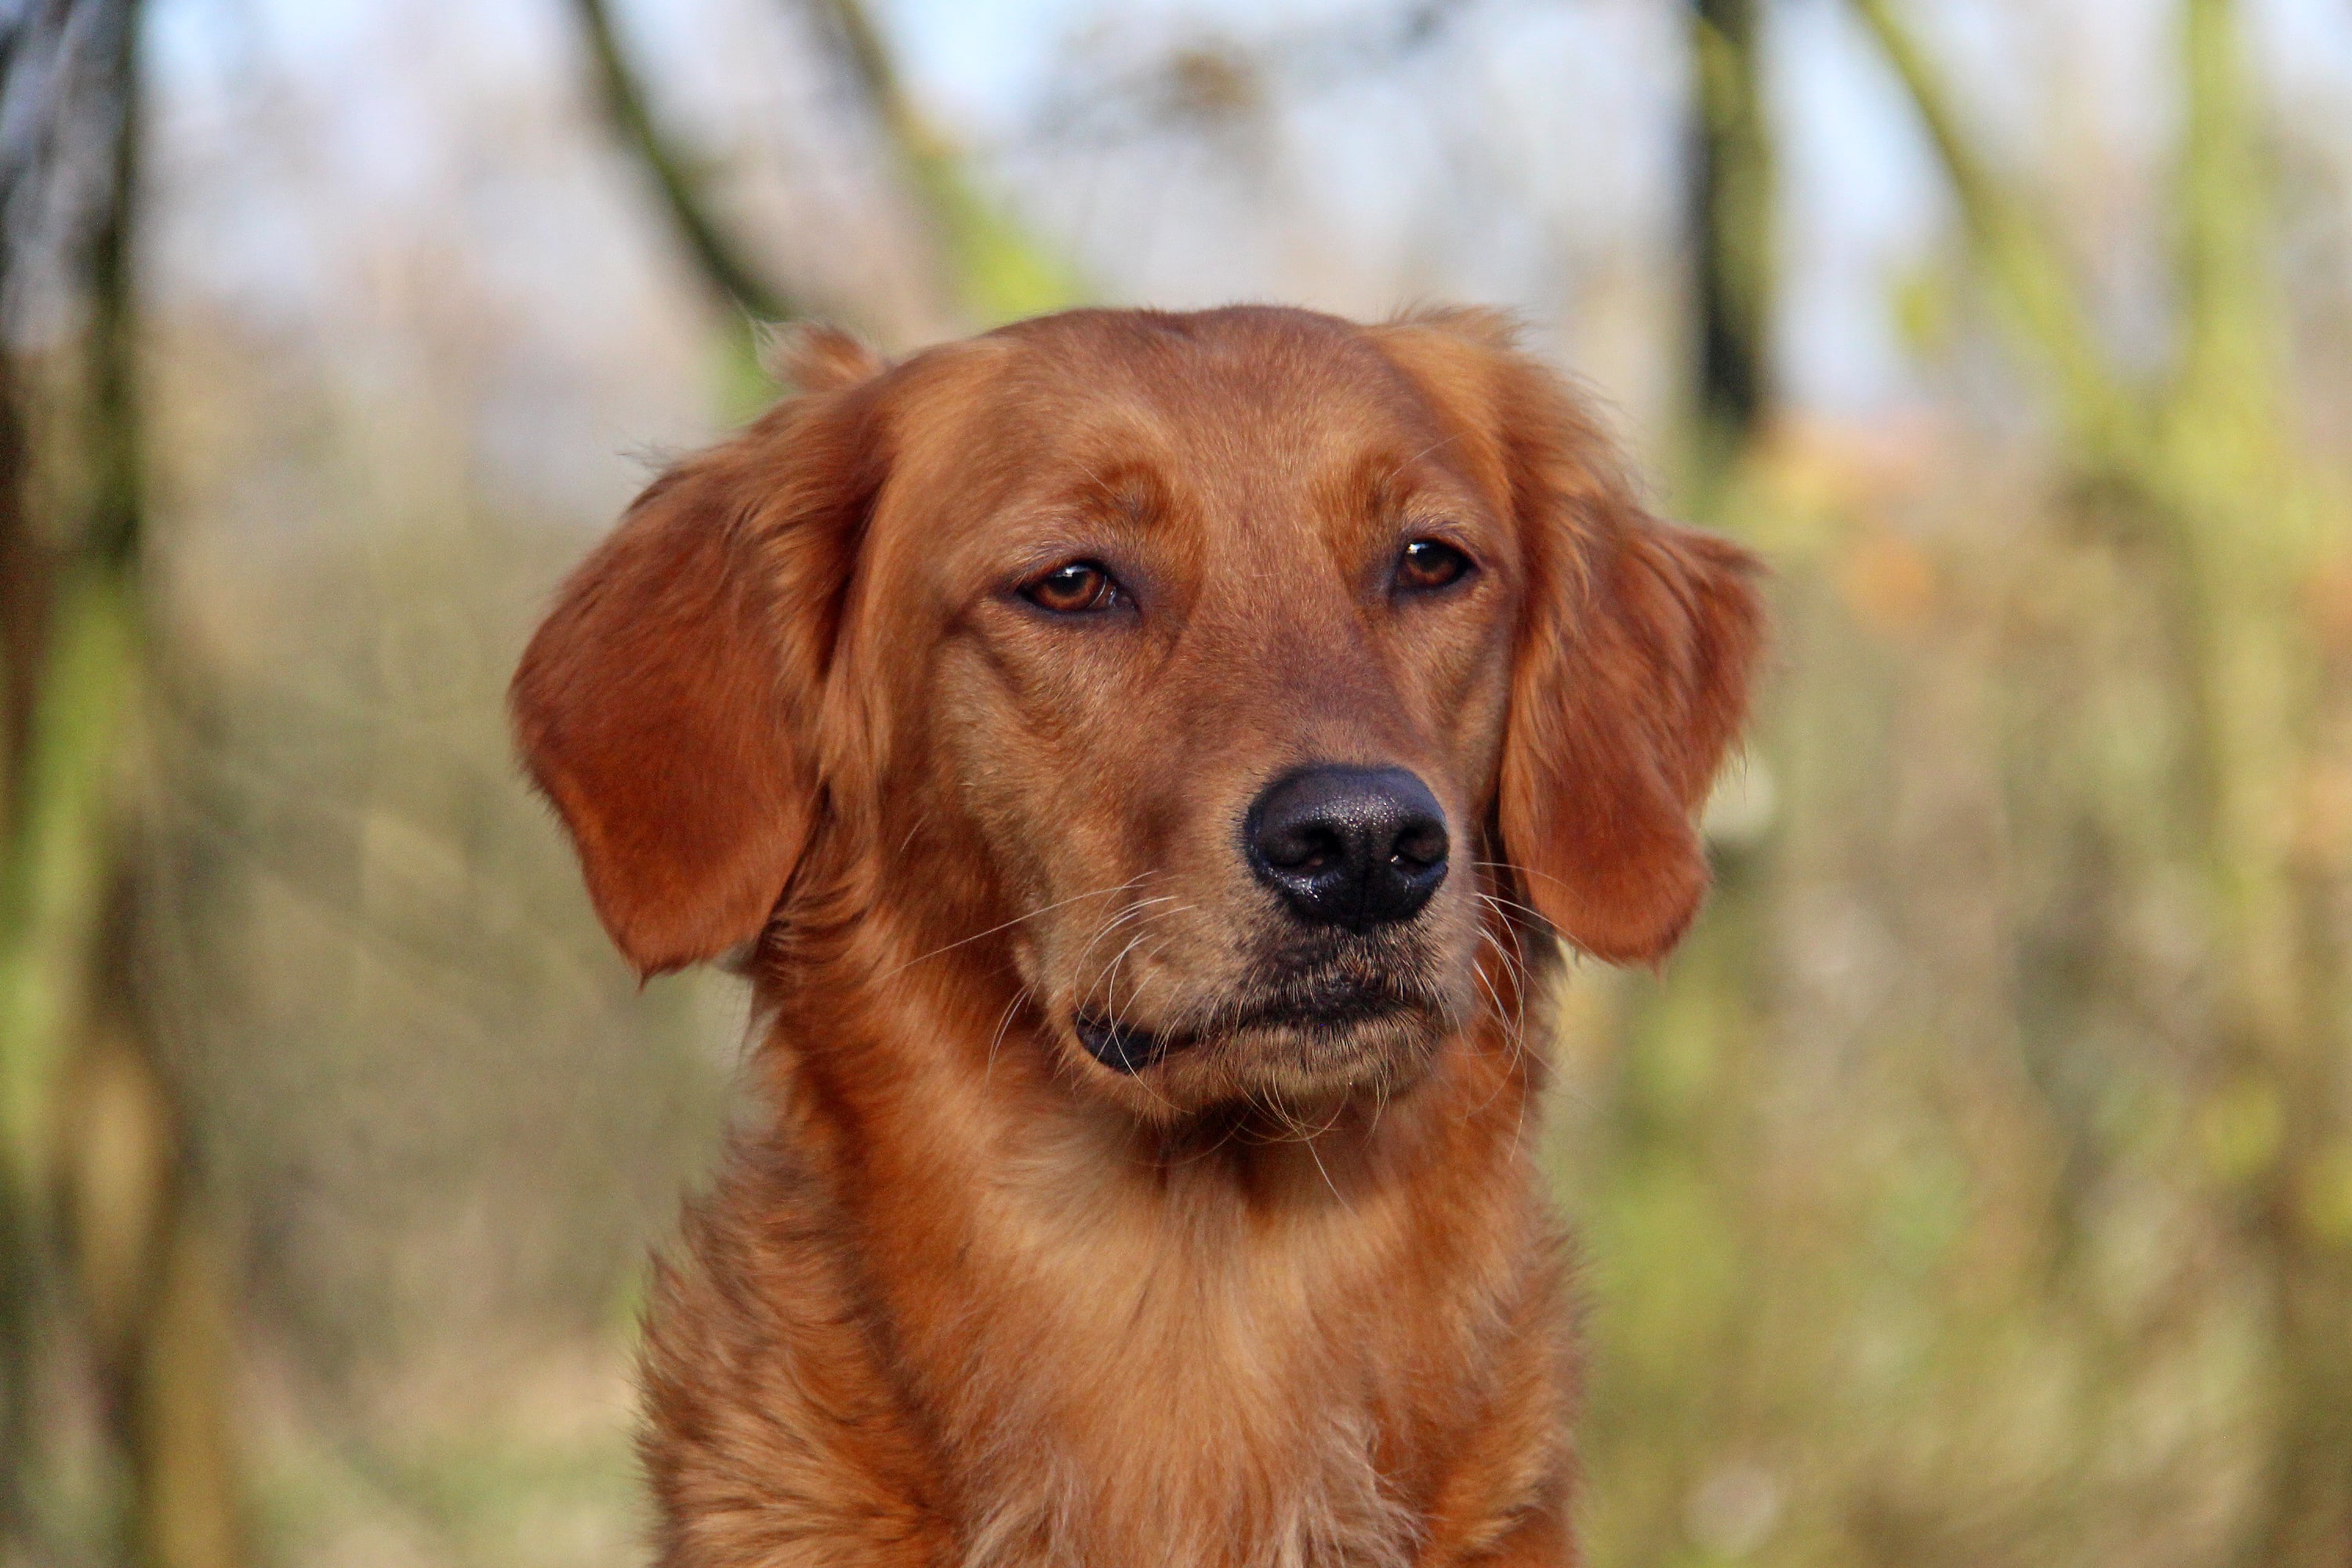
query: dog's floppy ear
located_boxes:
[1381,310,1764,964]
[512,332,888,976]
[1503,498,1762,964]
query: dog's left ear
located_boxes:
[1377,311,1765,964]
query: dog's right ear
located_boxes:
[511,339,888,977]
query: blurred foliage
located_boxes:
[3,3,245,1563]
[804,0,1084,324]
[1559,4,2352,1564]
[4,1,2351,1566]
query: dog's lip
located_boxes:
[1075,981,1428,1075]
[1243,983,1422,1032]
[1075,1015,1170,1075]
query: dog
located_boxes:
[511,304,1761,1567]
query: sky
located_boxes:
[140,0,2352,423]
[862,0,1951,410]
[872,0,2352,415]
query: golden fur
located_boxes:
[512,305,1762,1566]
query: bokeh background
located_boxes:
[5,0,2352,1564]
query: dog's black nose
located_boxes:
[1245,764,1450,931]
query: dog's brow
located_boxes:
[1377,433,1465,494]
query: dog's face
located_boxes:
[905,318,1516,1109]
[514,307,1759,1120]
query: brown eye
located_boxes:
[1022,560,1123,614]
[1396,539,1473,593]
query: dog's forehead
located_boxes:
[977,307,1451,473]
[869,308,1495,597]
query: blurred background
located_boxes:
[5,0,2352,1564]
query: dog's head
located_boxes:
[514,307,1760,1118]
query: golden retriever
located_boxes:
[512,305,1762,1567]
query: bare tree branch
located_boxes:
[1846,0,2143,466]
[801,0,1079,324]
[2,4,245,1562]
[1690,0,1773,450]
[83,0,138,568]
[1016,0,1492,151]
[569,0,798,323]
[2172,0,2275,412]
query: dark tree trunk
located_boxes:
[1,3,245,1563]
[1690,0,1773,452]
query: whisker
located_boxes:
[1483,924,1546,1149]
[1080,900,1189,1020]
[1069,895,1180,991]
[1378,431,1464,491]
[1160,1114,1247,1169]
[982,983,1033,1088]
[1087,931,1156,1022]
[872,872,1156,982]
[1463,931,1532,1124]
[1476,917,1534,1004]
[1080,902,1196,1115]
[896,810,935,859]
[1469,878,1552,930]
[1298,1118,1348,1208]
[1469,860,1592,911]
[1105,923,1191,1037]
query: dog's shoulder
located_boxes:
[639,1130,951,1567]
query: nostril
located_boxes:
[1389,818,1449,872]
[1262,821,1345,874]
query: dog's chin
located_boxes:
[1072,981,1457,1117]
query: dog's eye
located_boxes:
[1022,561,1123,615]
[1395,539,1474,593]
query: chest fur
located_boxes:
[640,1087,1552,1568]
[910,1174,1461,1567]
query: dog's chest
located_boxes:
[920,1175,1436,1568]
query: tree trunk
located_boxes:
[0,2,245,1562]
[1689,0,1773,455]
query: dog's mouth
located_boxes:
[1074,1014,1174,1074]
[1075,975,1435,1076]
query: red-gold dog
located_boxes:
[514,306,1761,1567]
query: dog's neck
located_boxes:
[725,902,1567,1567]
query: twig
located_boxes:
[1846,0,2143,466]
[568,0,797,322]
[800,0,1080,322]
